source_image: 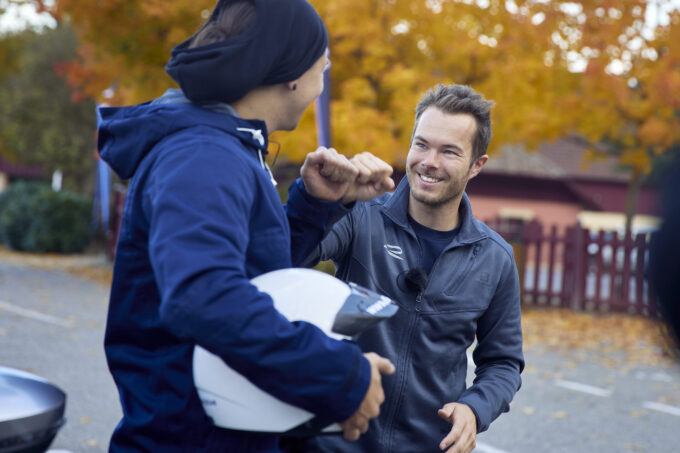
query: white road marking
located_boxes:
[0,300,73,328]
[475,442,511,453]
[650,372,674,383]
[643,401,680,416]
[554,379,612,397]
[634,371,674,382]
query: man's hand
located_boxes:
[342,152,395,204]
[437,403,477,453]
[339,352,395,441]
[300,147,359,202]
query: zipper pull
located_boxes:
[415,293,422,312]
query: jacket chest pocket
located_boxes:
[430,244,495,313]
[433,281,493,313]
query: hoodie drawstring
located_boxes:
[258,149,277,187]
[237,127,277,187]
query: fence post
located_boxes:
[534,222,543,303]
[594,230,605,309]
[547,225,558,305]
[562,226,574,307]
[621,230,634,309]
[571,224,586,310]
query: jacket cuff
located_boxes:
[332,347,371,421]
[456,395,487,433]
[288,178,345,229]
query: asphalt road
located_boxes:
[471,346,680,453]
[1,259,679,452]
[0,261,120,452]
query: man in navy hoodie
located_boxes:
[97,1,395,451]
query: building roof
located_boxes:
[469,138,660,216]
[485,137,630,182]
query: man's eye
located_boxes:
[415,142,426,149]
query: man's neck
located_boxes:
[230,87,281,135]
[407,195,462,231]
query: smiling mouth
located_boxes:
[419,174,441,184]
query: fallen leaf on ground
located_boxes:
[522,307,679,367]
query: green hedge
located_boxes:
[0,181,92,253]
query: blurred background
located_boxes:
[1,1,679,452]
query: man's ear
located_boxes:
[468,154,488,180]
[285,81,298,91]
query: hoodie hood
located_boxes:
[97,90,268,180]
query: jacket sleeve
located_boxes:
[145,143,369,423]
[456,248,525,433]
[286,177,356,268]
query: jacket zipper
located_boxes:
[383,293,420,451]
[383,243,480,450]
[383,227,430,449]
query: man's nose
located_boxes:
[421,149,439,167]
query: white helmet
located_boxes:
[193,268,398,435]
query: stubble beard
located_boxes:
[407,169,468,208]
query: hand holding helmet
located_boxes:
[339,352,395,441]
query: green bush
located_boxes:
[0,181,46,250]
[0,181,92,253]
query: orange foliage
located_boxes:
[563,2,680,176]
[39,0,679,171]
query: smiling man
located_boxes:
[291,84,524,453]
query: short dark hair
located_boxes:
[413,84,494,162]
[190,0,256,48]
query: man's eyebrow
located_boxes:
[413,135,463,152]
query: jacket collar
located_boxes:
[98,90,270,180]
[152,89,269,151]
[381,177,488,245]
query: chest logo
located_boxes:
[384,244,404,260]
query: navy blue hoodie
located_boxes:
[98,91,370,452]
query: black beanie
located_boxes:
[165,0,328,104]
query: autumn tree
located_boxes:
[35,0,583,163]
[0,24,97,192]
[37,0,680,231]
[32,0,213,104]
[549,0,680,233]
[307,0,582,165]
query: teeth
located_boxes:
[420,175,439,183]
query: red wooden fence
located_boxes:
[488,219,659,317]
